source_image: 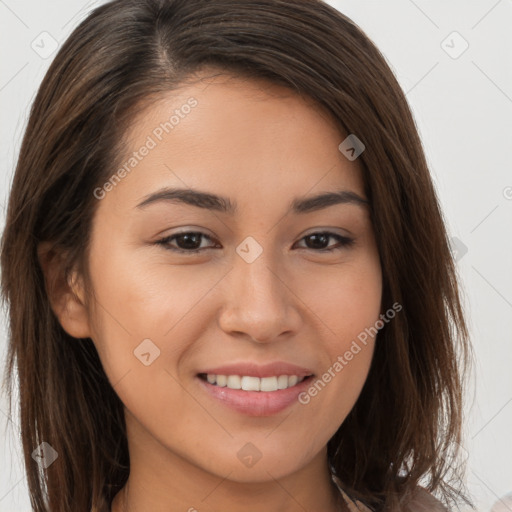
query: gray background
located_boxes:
[1,1,511,510]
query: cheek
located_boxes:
[86,238,212,348]
[85,249,214,430]
[295,252,382,344]
[292,255,381,424]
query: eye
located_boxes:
[155,230,354,254]
[155,231,219,253]
[293,232,355,252]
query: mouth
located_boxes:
[196,372,316,416]
[197,372,314,391]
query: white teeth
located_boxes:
[241,376,260,391]
[277,375,288,389]
[227,375,241,389]
[260,376,278,392]
[288,375,298,386]
[216,375,227,387]
[204,373,307,391]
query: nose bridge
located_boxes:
[218,238,300,342]
[237,251,282,306]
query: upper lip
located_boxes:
[198,362,315,379]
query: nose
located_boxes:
[217,249,303,344]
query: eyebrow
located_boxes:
[136,187,370,214]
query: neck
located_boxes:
[111,452,345,512]
[109,410,347,512]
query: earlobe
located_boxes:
[37,241,92,339]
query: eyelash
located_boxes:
[155,231,355,254]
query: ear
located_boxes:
[37,241,92,339]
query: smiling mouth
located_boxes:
[197,373,314,392]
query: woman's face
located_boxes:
[78,72,382,486]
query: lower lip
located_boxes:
[197,375,314,417]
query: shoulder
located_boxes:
[337,485,448,512]
[336,487,372,511]
[404,487,449,512]
[333,475,448,512]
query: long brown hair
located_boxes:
[1,0,472,510]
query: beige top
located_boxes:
[332,474,449,511]
[332,475,372,511]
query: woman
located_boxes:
[0,0,472,510]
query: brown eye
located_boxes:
[294,232,355,252]
[156,232,218,253]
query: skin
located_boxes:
[43,71,383,512]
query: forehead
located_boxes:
[107,72,365,211]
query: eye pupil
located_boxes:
[306,233,328,249]
[177,233,202,249]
